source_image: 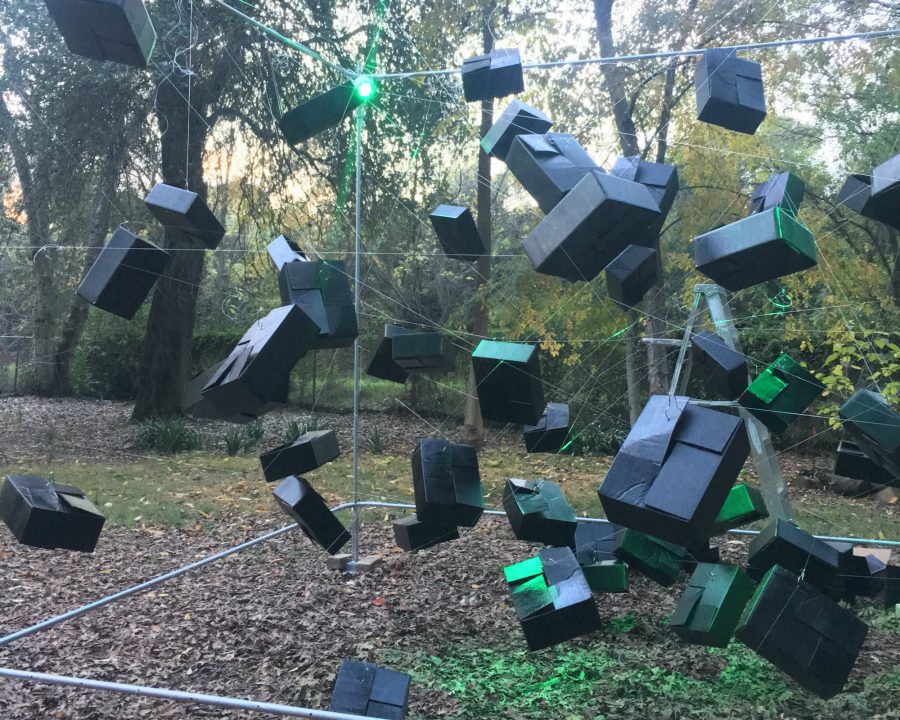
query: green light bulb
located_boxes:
[354,75,376,101]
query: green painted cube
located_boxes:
[710,484,768,535]
[669,563,756,647]
[615,529,684,587]
[580,560,628,593]
[739,353,823,434]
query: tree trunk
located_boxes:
[461,2,496,446]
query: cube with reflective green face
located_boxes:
[739,353,823,434]
[710,484,768,535]
[471,340,545,425]
[669,563,756,647]
[615,529,684,587]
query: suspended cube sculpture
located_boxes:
[693,207,816,291]
[144,183,226,250]
[392,515,459,552]
[523,172,662,282]
[184,365,290,424]
[609,156,679,235]
[329,660,410,719]
[695,49,767,134]
[870,152,900,198]
[76,226,171,320]
[279,83,363,145]
[481,99,553,161]
[503,478,577,547]
[504,547,601,651]
[0,475,105,552]
[669,563,756,647]
[272,476,350,555]
[735,565,868,699]
[749,172,804,216]
[839,389,900,483]
[200,305,319,421]
[835,439,895,486]
[429,205,486,261]
[258,430,340,483]
[411,439,483,527]
[277,255,358,349]
[392,332,453,373]
[746,519,852,601]
[598,395,749,549]
[506,133,601,213]
[367,325,414,384]
[709,483,768,535]
[573,522,628,593]
[739,353,824,435]
[614,528,684,587]
[461,48,524,102]
[604,245,658,309]
[471,340,545,425]
[690,331,748,401]
[838,173,900,231]
[44,0,157,68]
[523,402,570,453]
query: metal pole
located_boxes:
[13,336,21,395]
[0,668,372,720]
[349,104,365,571]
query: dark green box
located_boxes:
[709,483,768,535]
[669,563,756,647]
[615,529,684,587]
[739,353,823,434]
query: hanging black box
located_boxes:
[471,340,545,425]
[614,528,685,586]
[503,478,577,547]
[506,133,601,213]
[690,331,748,401]
[279,83,362,145]
[870,152,900,198]
[201,305,319,420]
[695,49,766,135]
[0,475,105,553]
[329,660,410,719]
[184,365,290,424]
[481,99,553,161]
[76,226,171,320]
[258,430,340,483]
[709,483,768,535]
[144,183,226,250]
[739,353,824,435]
[828,541,880,600]
[44,0,156,68]
[838,173,900,231]
[272,475,350,555]
[605,244,658,309]
[609,155,679,235]
[749,172,804,216]
[461,48,524,102]
[391,332,453,373]
[278,258,358,349]
[693,207,816,291]
[392,515,459,552]
[367,325,414,384]
[523,402,570,453]
[839,389,900,483]
[735,565,868,699]
[573,522,628,593]
[669,563,756,647]
[412,439,483,527]
[746,518,852,601]
[523,171,662,282]
[429,205,486,261]
[504,547,601,651]
[267,234,306,271]
[834,439,895,486]
[598,395,749,549]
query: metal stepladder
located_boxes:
[646,283,794,521]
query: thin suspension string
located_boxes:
[185,0,194,189]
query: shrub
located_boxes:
[241,419,265,450]
[567,422,627,456]
[365,427,385,454]
[224,428,244,456]
[71,311,145,400]
[134,417,201,454]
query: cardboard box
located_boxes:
[503,478,577,547]
[272,476,350,555]
[471,340,545,425]
[739,353,823,434]
[669,563,756,647]
[258,430,340,482]
[412,439,483,527]
[695,49,766,134]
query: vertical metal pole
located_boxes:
[668,291,703,395]
[350,104,365,568]
[13,337,21,395]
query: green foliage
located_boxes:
[567,421,627,456]
[71,311,145,400]
[365,427,385,455]
[281,419,305,444]
[241,419,265,448]
[224,429,244,457]
[134,417,202,455]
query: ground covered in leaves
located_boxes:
[2,397,900,719]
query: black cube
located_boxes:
[367,324,414,384]
[598,395,749,549]
[392,332,453,373]
[272,476,349,554]
[278,258,358,349]
[481,99,553,161]
[838,173,900,231]
[871,152,900,198]
[749,172,804,216]
[690,331,748,401]
[523,171,661,282]
[44,0,156,68]
[0,475,105,552]
[523,402,570,453]
[144,183,226,250]
[695,49,766,134]
[503,478,577,547]
[412,439,483,527]
[429,205,486,261]
[839,389,900,484]
[835,439,895,486]
[279,83,362,145]
[329,660,410,719]
[471,340,545,425]
[735,565,868,699]
[609,155,679,235]
[605,244,658,309]
[184,365,289,424]
[76,226,171,319]
[259,430,340,483]
[392,515,459,552]
[461,48,524,102]
[506,133,601,214]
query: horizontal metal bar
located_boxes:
[0,668,371,720]
[641,338,685,346]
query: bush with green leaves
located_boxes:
[134,417,201,454]
[72,311,145,400]
[567,422,627,456]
